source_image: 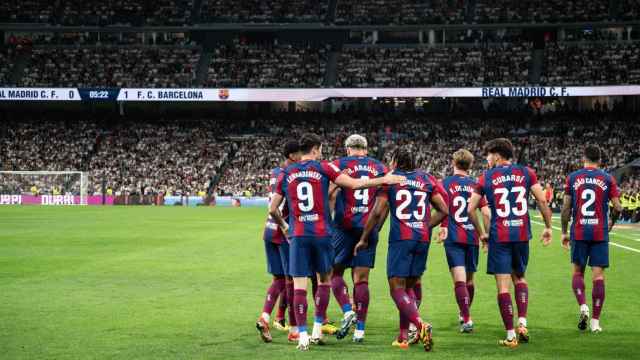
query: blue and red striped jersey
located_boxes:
[275,160,342,238]
[564,167,620,242]
[441,175,487,246]
[380,170,442,243]
[475,164,538,243]
[263,167,289,244]
[333,156,387,230]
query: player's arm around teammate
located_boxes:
[268,133,405,351]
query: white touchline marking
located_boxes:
[609,232,640,242]
[530,219,640,254]
[609,242,640,253]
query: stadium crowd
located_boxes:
[335,0,465,25]
[19,47,200,88]
[337,44,531,87]
[473,0,611,23]
[541,42,640,85]
[199,0,326,23]
[0,109,639,222]
[87,122,232,196]
[2,39,640,87]
[0,48,16,85]
[0,0,193,25]
[206,40,327,88]
[2,0,637,26]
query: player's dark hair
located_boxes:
[584,145,602,163]
[299,133,322,154]
[391,146,416,171]
[283,141,300,159]
[483,138,514,160]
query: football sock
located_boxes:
[498,292,514,331]
[354,281,369,331]
[454,281,471,323]
[331,274,352,313]
[592,279,605,320]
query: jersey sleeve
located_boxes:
[609,175,621,198]
[527,167,539,187]
[479,196,488,208]
[275,171,286,196]
[321,160,341,182]
[474,174,486,195]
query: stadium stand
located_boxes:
[1,108,638,219]
[541,42,640,85]
[199,0,327,23]
[19,47,200,87]
[0,0,193,25]
[473,0,611,23]
[0,0,55,23]
[87,122,231,196]
[206,39,327,88]
[0,48,16,85]
[620,0,640,21]
[335,0,465,25]
[337,44,531,87]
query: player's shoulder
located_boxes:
[597,168,612,178]
[442,174,459,186]
[280,163,293,174]
[334,156,352,166]
[567,168,583,179]
[512,162,534,173]
[417,170,437,184]
[367,156,385,166]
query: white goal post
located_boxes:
[0,171,89,205]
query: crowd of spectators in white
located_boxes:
[335,0,465,25]
[541,42,640,85]
[19,47,199,88]
[87,122,231,196]
[1,110,639,203]
[200,0,326,23]
[473,0,611,23]
[206,39,327,88]
[337,44,531,87]
[1,0,636,26]
[0,0,193,25]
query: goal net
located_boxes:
[0,171,89,205]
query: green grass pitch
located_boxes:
[1,206,639,360]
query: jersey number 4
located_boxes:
[353,176,370,205]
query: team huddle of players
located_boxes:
[255,133,623,351]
